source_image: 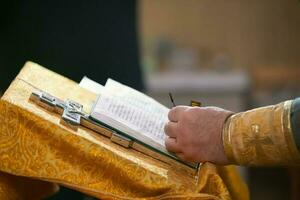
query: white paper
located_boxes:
[92,79,169,147]
[104,79,168,113]
[79,76,104,95]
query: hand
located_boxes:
[164,106,233,164]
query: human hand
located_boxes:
[164,106,233,164]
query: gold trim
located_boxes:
[283,100,300,163]
[222,115,235,164]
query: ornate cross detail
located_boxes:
[245,124,274,161]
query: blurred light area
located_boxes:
[145,70,249,112]
[146,71,249,94]
[138,0,300,109]
[139,0,300,73]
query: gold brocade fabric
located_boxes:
[0,62,248,200]
[223,101,300,166]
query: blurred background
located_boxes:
[1,0,300,199]
[140,1,300,200]
[139,1,300,200]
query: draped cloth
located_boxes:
[0,62,248,200]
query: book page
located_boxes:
[104,79,168,113]
[79,76,104,95]
[91,79,169,147]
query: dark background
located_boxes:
[0,0,144,93]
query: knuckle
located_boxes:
[165,142,171,150]
[169,106,187,120]
[165,137,171,145]
[168,108,175,120]
[164,122,170,133]
[165,141,172,150]
[182,108,196,120]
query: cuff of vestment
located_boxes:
[291,98,300,151]
[222,100,300,166]
[222,114,235,164]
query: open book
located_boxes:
[81,78,198,169]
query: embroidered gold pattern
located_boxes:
[223,102,300,166]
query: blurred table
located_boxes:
[145,70,250,112]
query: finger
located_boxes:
[164,121,178,138]
[176,153,186,161]
[177,153,195,162]
[168,106,189,122]
[165,137,181,153]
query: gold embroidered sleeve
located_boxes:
[222,101,300,166]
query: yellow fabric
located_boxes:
[223,101,300,166]
[0,62,248,199]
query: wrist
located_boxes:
[221,112,235,164]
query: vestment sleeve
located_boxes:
[222,100,300,166]
[291,98,300,151]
